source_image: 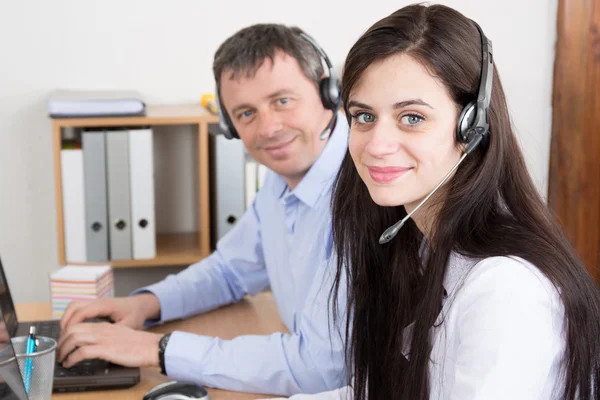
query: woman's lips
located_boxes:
[367,166,412,183]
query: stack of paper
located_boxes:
[48,89,146,118]
[50,265,114,320]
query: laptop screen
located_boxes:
[0,258,18,338]
[0,318,28,399]
[0,258,29,399]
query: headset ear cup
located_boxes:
[215,89,239,139]
[456,101,477,142]
[319,78,337,110]
[217,111,238,139]
[224,113,239,139]
[218,113,235,139]
[329,78,341,109]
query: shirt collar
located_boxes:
[419,239,477,299]
[443,252,477,298]
[271,112,349,207]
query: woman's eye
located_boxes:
[353,112,376,124]
[401,114,424,125]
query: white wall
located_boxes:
[0,0,558,303]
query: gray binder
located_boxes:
[106,130,132,260]
[209,125,245,248]
[82,131,109,261]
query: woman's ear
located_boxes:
[454,107,468,153]
[457,140,468,153]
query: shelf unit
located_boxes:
[52,104,219,268]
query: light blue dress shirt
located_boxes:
[133,114,349,396]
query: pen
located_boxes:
[23,326,36,394]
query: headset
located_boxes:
[379,20,494,244]
[215,32,341,140]
[455,21,494,150]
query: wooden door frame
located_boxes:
[548,0,600,283]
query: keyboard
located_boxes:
[30,320,60,340]
[26,320,110,377]
[28,317,110,341]
[55,359,109,377]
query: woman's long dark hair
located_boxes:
[331,4,600,400]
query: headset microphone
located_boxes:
[378,20,493,245]
[320,113,337,140]
[378,133,483,244]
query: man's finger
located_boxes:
[115,315,137,328]
[60,301,89,331]
[62,345,104,368]
[57,328,96,362]
[62,301,111,331]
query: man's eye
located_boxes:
[239,110,254,119]
[277,98,290,105]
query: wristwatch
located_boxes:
[158,333,172,375]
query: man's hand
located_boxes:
[57,322,163,368]
[60,294,161,331]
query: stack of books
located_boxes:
[50,265,114,320]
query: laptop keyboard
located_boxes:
[27,320,110,377]
[30,320,60,340]
[55,359,108,377]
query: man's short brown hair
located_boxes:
[213,24,324,90]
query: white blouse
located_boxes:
[266,255,566,400]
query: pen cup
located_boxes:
[12,336,56,400]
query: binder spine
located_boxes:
[61,149,87,262]
[82,131,109,261]
[106,130,132,260]
[129,128,156,259]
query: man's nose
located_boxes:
[257,110,284,138]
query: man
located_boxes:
[56,24,348,396]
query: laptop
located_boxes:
[0,316,28,400]
[0,257,140,393]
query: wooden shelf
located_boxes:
[52,104,214,269]
[105,232,208,268]
[52,104,219,128]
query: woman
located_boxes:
[266,3,600,400]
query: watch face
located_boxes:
[159,333,172,374]
[160,333,171,350]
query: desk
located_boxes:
[16,292,285,399]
